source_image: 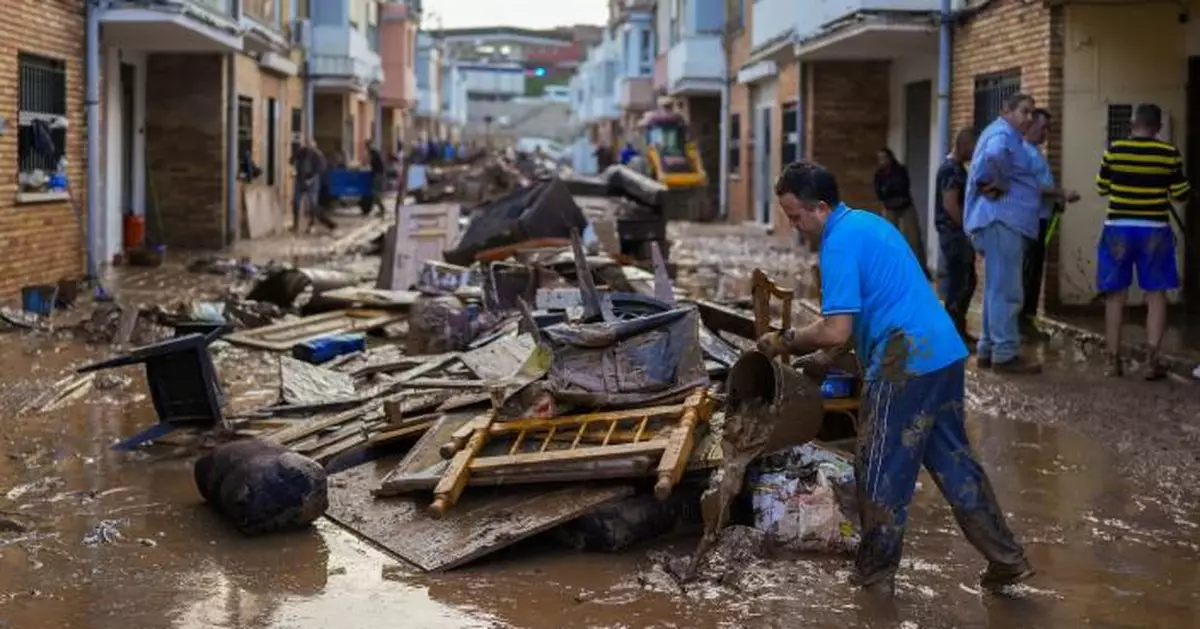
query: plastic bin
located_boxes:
[820,370,856,399]
[326,168,373,200]
[21,285,58,316]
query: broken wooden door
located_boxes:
[378,204,462,291]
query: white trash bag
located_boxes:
[747,443,860,554]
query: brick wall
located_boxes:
[234,55,303,231]
[952,0,1062,305]
[145,53,226,249]
[687,94,722,209]
[726,6,752,223]
[0,0,87,297]
[808,60,890,211]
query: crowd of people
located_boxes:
[875,95,1190,380]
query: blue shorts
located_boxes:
[1096,224,1180,293]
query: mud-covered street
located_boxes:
[0,221,1195,629]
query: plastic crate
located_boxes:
[326,168,373,199]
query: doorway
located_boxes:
[754,105,773,224]
[1186,57,1200,311]
[904,80,933,261]
[120,62,135,213]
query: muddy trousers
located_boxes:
[853,361,1026,586]
[939,232,977,339]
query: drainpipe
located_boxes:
[304,60,315,140]
[936,0,951,156]
[226,53,238,246]
[84,0,102,281]
[718,74,729,219]
[932,0,953,270]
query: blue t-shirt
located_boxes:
[820,203,968,380]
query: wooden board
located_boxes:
[319,287,421,309]
[226,309,402,351]
[377,204,461,291]
[459,334,536,381]
[326,460,634,572]
[243,183,287,238]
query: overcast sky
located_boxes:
[420,0,607,29]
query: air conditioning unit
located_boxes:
[291,18,311,48]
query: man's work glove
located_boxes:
[793,351,832,382]
[756,329,794,358]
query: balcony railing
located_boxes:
[241,0,278,25]
[666,34,722,93]
[310,54,383,84]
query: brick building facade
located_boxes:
[0,0,88,297]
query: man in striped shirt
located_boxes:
[1095,103,1190,380]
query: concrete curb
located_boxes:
[1036,315,1197,380]
[798,296,1196,380]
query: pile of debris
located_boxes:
[46,152,863,576]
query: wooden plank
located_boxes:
[377,413,477,497]
[226,309,402,351]
[459,333,536,381]
[467,439,667,473]
[326,462,634,572]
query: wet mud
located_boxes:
[0,225,1199,628]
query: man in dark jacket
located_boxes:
[365,140,388,217]
[293,139,335,233]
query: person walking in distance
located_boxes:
[1095,103,1190,379]
[1020,109,1080,340]
[760,160,1032,596]
[874,148,929,276]
[935,128,979,345]
[365,140,388,217]
[965,92,1042,374]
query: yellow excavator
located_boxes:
[634,100,714,221]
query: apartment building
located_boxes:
[568,31,622,167]
[434,27,577,101]
[3,0,308,293]
[953,0,1198,310]
[611,0,657,133]
[379,0,418,153]
[412,33,444,143]
[307,0,384,167]
[658,0,725,210]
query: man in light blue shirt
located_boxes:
[1020,109,1079,337]
[759,160,1031,595]
[965,92,1042,373]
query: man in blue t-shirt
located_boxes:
[757,160,1030,595]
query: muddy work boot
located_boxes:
[993,356,1042,375]
[1104,354,1123,378]
[980,559,1035,593]
[1019,318,1051,342]
[1141,355,1168,382]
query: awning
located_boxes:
[100,5,243,52]
[794,16,937,60]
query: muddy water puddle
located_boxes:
[2,325,1200,627]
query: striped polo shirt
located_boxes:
[1095,137,1191,226]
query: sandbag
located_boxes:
[553,483,703,552]
[538,307,708,409]
[194,439,328,536]
[407,295,472,355]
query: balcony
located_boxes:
[618,76,654,111]
[666,34,723,96]
[310,25,384,92]
[793,0,940,60]
[100,0,242,52]
[416,86,437,117]
[240,0,289,54]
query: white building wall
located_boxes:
[886,53,940,270]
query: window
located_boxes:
[669,0,681,46]
[17,53,68,184]
[266,98,278,186]
[291,107,303,143]
[727,0,745,32]
[728,113,741,176]
[1106,104,1133,144]
[781,101,798,168]
[237,96,254,165]
[972,69,1021,133]
[639,28,653,75]
[344,116,355,163]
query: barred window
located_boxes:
[1106,104,1133,144]
[972,69,1021,133]
[18,53,68,179]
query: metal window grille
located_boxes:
[237,96,254,161]
[18,53,68,175]
[781,101,798,168]
[728,113,741,175]
[972,69,1021,133]
[1106,104,1133,144]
